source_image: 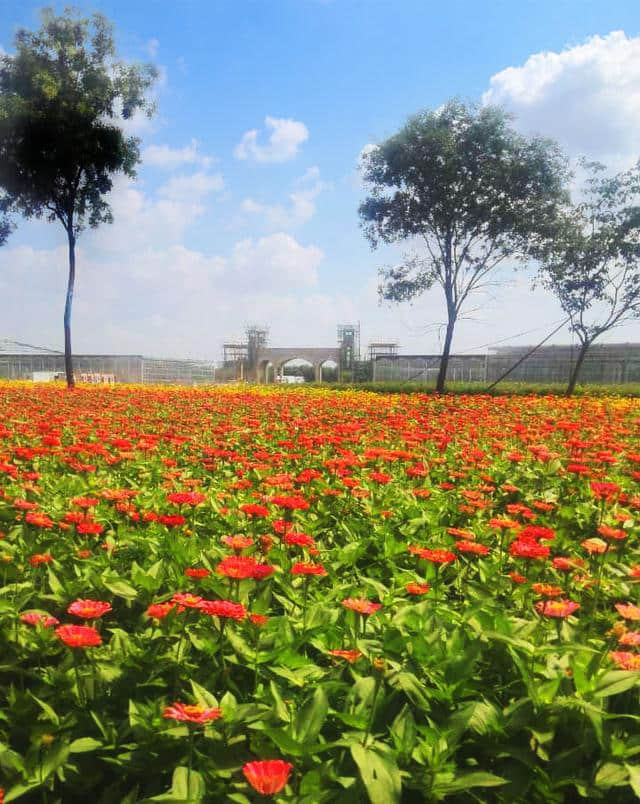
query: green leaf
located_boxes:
[69,737,102,753]
[390,704,417,756]
[625,764,640,796]
[594,762,628,788]
[350,743,401,804]
[295,687,328,744]
[260,727,306,756]
[269,680,291,723]
[102,577,138,600]
[433,771,509,794]
[46,567,65,597]
[190,680,219,709]
[593,670,640,698]
[448,700,501,740]
[28,692,59,725]
[172,766,205,800]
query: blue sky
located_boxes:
[1,1,640,358]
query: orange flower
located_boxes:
[146,602,175,619]
[222,534,254,551]
[342,598,381,615]
[406,582,430,595]
[532,583,563,597]
[328,649,362,663]
[615,603,640,621]
[581,538,608,555]
[619,631,640,646]
[291,562,327,576]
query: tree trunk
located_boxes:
[566,340,590,396]
[64,228,76,389]
[436,316,456,393]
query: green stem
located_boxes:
[72,651,85,706]
[362,673,382,747]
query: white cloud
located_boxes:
[241,166,328,230]
[234,116,309,163]
[483,31,640,166]
[230,233,323,288]
[142,139,213,169]
[158,171,224,202]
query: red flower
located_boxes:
[166,491,206,506]
[13,498,38,510]
[509,572,527,584]
[518,525,555,542]
[283,532,315,548]
[553,556,585,572]
[369,471,391,484]
[158,514,186,527]
[509,541,550,560]
[590,481,620,502]
[406,582,430,595]
[291,562,327,576]
[597,524,627,541]
[342,598,382,615]
[184,567,211,579]
[67,599,112,619]
[619,631,640,646]
[64,511,86,524]
[328,649,362,663]
[25,512,54,529]
[455,540,489,556]
[29,553,53,566]
[243,760,293,796]
[163,702,222,724]
[20,611,59,628]
[609,651,640,671]
[146,602,175,619]
[409,546,456,564]
[55,624,102,648]
[76,521,104,535]
[198,599,246,620]
[240,503,269,518]
[535,599,580,618]
[71,496,100,508]
[217,555,274,580]
[250,613,269,627]
[269,495,309,511]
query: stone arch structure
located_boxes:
[253,347,341,383]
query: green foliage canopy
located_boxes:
[359,100,569,391]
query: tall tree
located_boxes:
[536,160,640,395]
[0,8,157,387]
[359,100,569,392]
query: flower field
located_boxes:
[0,383,639,802]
